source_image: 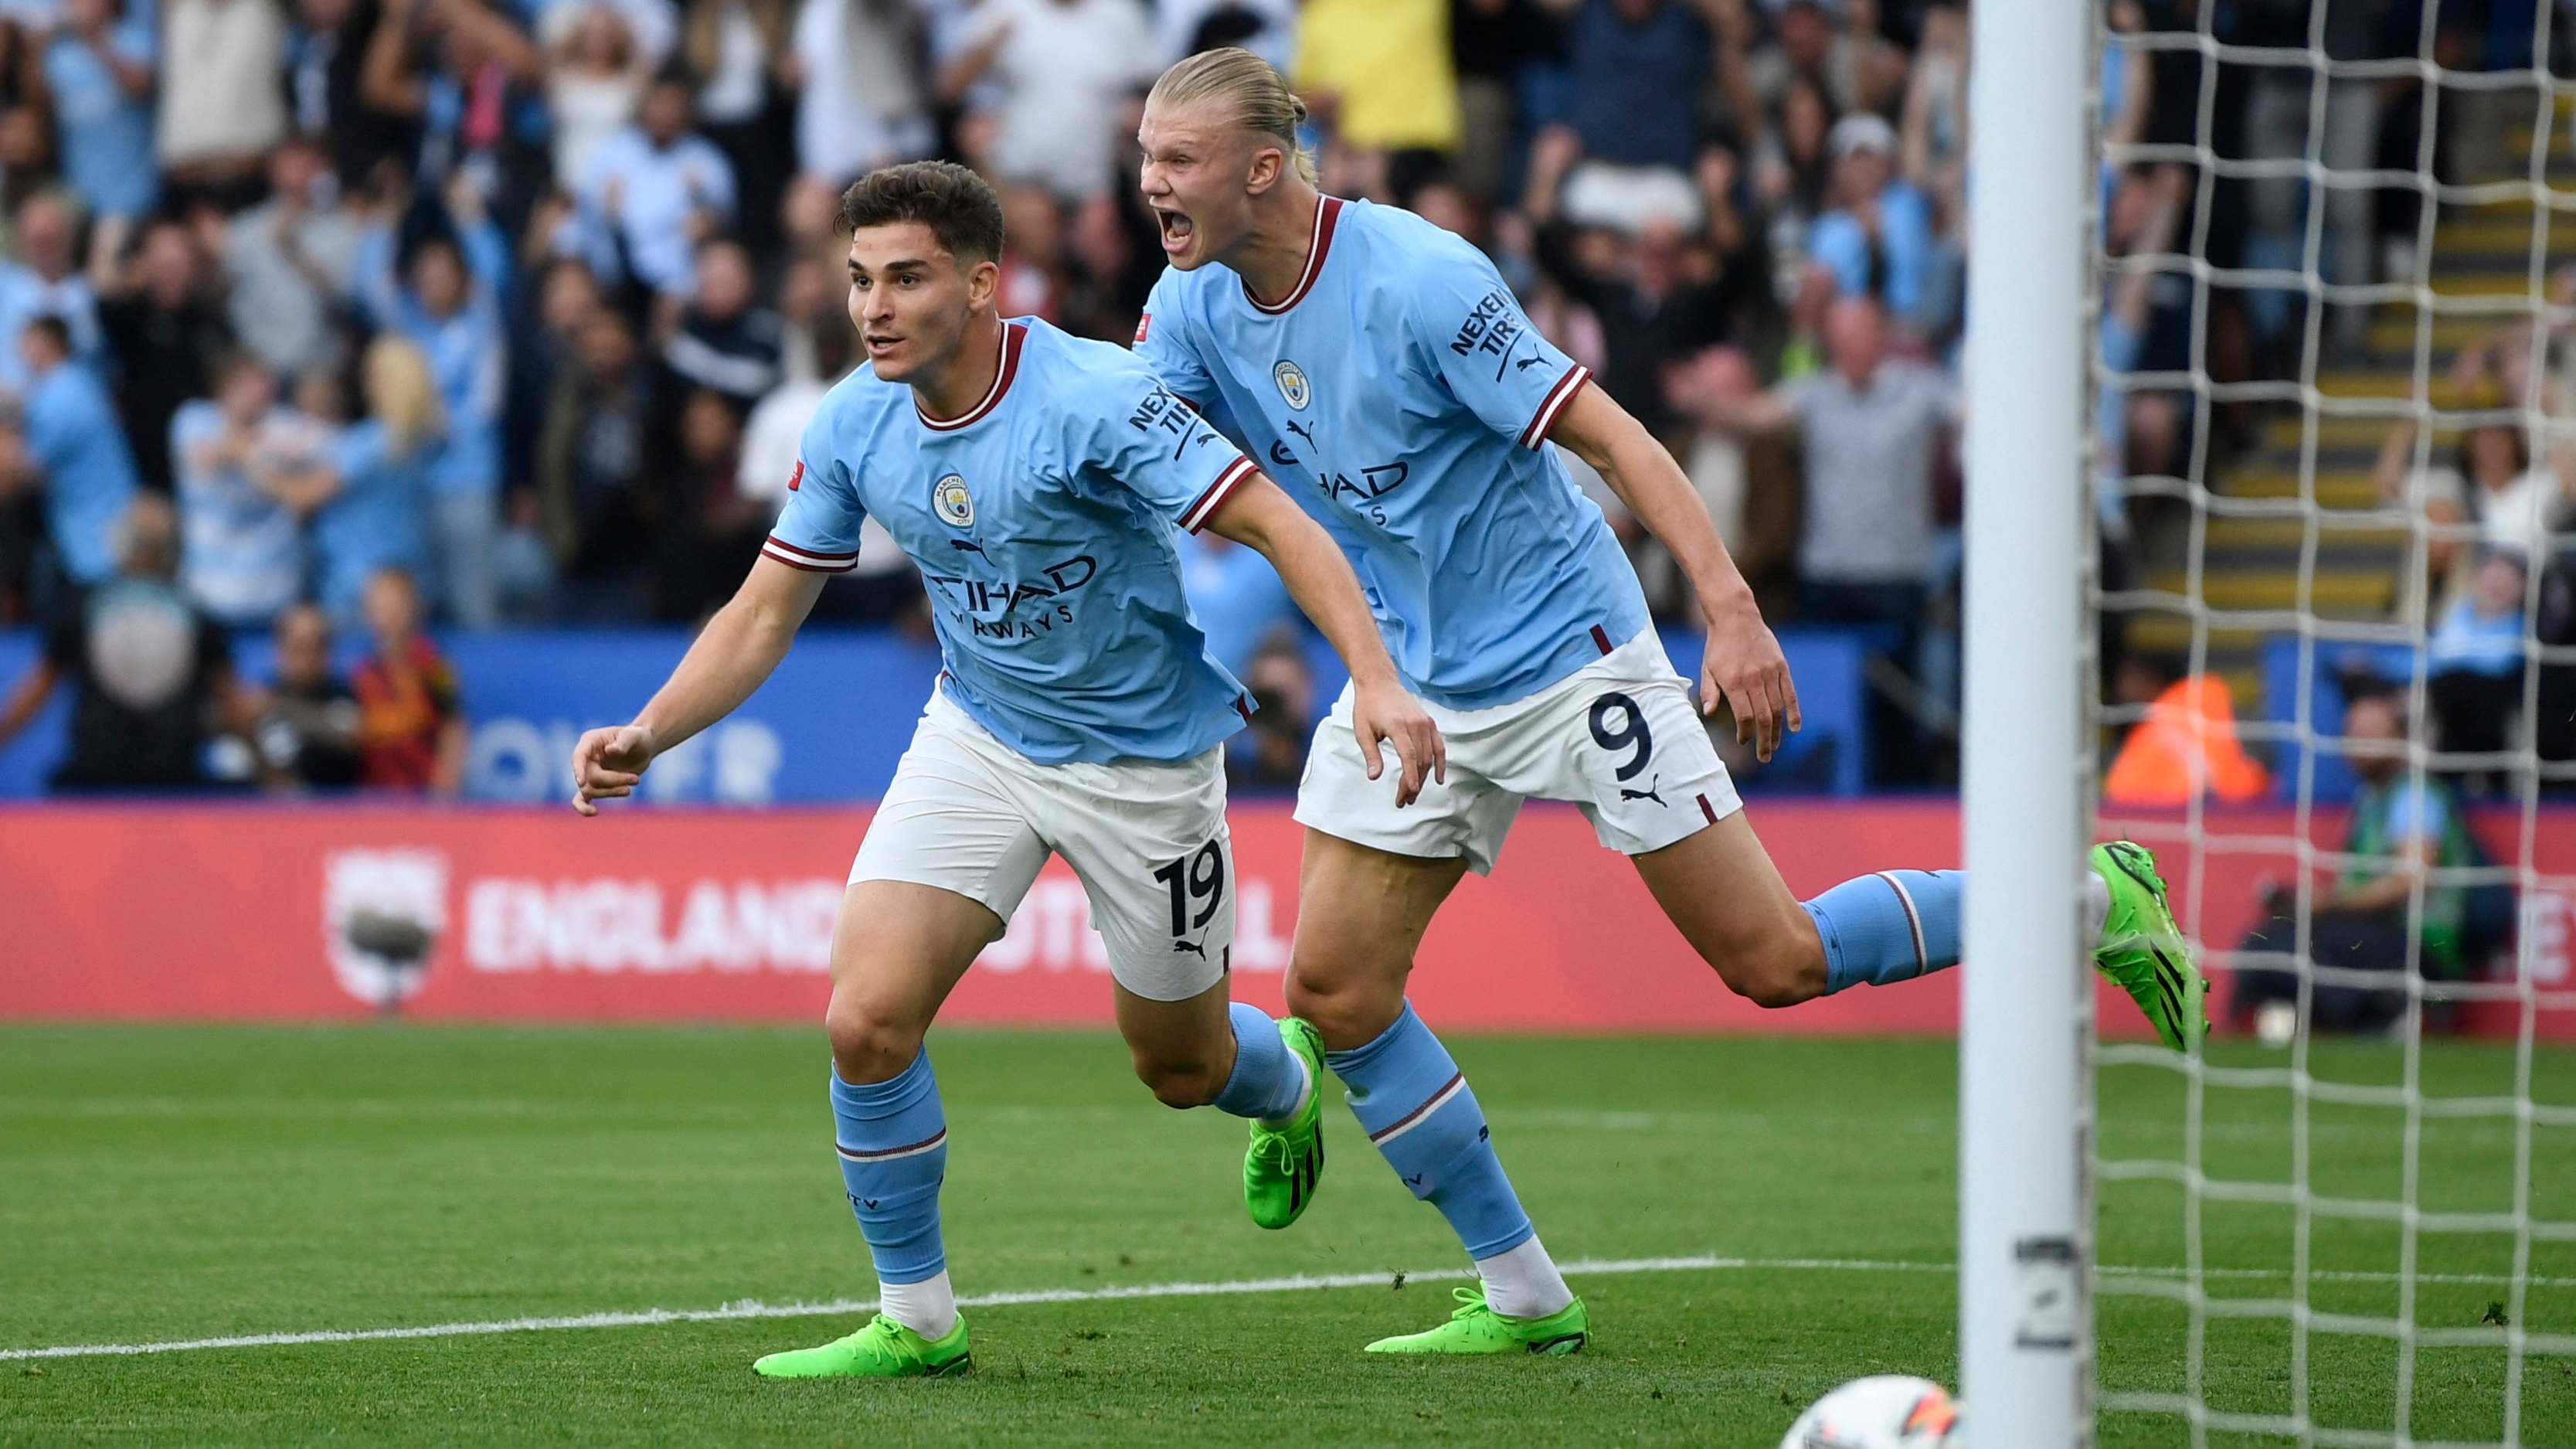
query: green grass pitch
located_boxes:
[0,1025,2568,1446]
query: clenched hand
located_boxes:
[569,724,657,816]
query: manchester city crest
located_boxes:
[1273,359,1310,410]
[933,474,974,527]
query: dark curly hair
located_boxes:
[838,161,1007,266]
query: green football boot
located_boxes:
[1364,1286,1589,1355]
[1243,1016,1326,1230]
[2092,840,2208,1053]
[751,1312,971,1379]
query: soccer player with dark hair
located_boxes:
[1130,49,2205,1355]
[569,159,1446,1379]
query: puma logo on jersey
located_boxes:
[1619,774,1667,807]
[1172,939,1208,957]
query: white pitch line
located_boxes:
[0,1255,1939,1362]
[8,1254,2572,1363]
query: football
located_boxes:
[1776,1375,1962,1449]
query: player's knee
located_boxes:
[1704,916,1828,1010]
[1280,972,1332,1030]
[1130,1049,1224,1109]
[1283,970,1396,1053]
[824,998,921,1084]
[1736,968,1819,1010]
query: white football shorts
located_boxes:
[1294,630,1742,875]
[850,692,1235,1002]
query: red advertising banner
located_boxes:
[4,801,2571,1039]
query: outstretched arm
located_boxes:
[1691,382,1797,437]
[570,556,826,813]
[1202,474,1446,806]
[1549,379,1801,760]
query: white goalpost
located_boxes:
[1960,0,2096,1444]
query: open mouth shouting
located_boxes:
[1153,205,1197,259]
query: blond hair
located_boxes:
[1147,48,1318,185]
[362,335,443,460]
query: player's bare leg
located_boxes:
[756,880,993,1379]
[1112,977,1242,1107]
[822,880,996,1084]
[1284,829,1585,1352]
[1629,812,1829,1008]
[1636,811,2202,1049]
[1280,830,1466,1050]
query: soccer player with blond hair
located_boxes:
[1131,49,2204,1355]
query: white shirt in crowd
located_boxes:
[529,0,675,62]
[696,0,771,123]
[794,0,936,184]
[968,0,1158,202]
[158,0,288,167]
[2408,462,2565,558]
[549,69,647,185]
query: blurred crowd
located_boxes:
[0,0,2556,796]
[0,0,1997,791]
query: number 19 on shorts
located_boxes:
[1151,838,1228,942]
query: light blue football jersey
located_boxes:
[767,318,1260,765]
[1136,196,1650,711]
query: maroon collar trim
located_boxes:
[916,321,1026,431]
[1242,197,1343,316]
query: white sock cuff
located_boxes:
[877,1269,957,1340]
[1473,1235,1574,1320]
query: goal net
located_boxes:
[2086,2,2576,1444]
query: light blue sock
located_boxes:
[829,1050,948,1286]
[1211,1002,1307,1121]
[1324,1002,1533,1260]
[1804,869,1964,994]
